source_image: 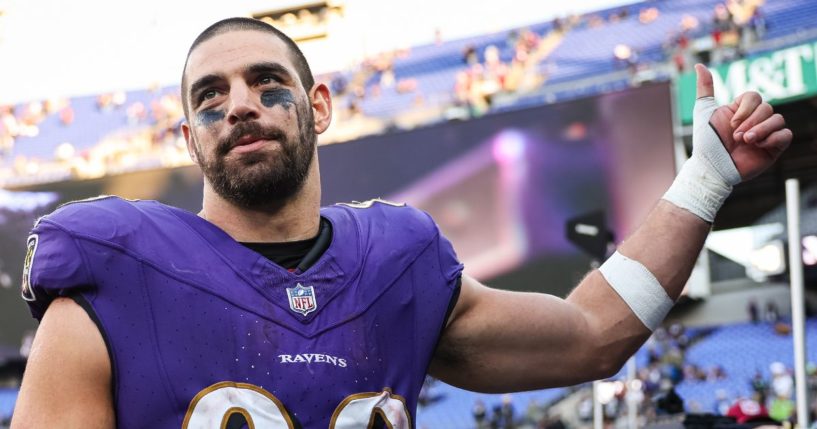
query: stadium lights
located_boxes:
[803,235,817,266]
[747,240,786,279]
[595,381,624,405]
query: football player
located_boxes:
[12,17,791,428]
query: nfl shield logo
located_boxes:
[286,283,317,316]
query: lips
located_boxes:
[217,122,286,157]
[235,134,263,147]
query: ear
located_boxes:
[308,82,332,135]
[181,121,200,165]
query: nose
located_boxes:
[226,84,260,124]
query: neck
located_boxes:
[199,165,322,243]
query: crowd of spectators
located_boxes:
[489,314,817,429]
[666,0,768,73]
[469,395,567,429]
[0,1,786,187]
[451,28,545,118]
[0,88,191,186]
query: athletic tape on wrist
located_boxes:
[662,96,741,223]
[598,251,674,331]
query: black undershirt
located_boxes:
[240,218,332,271]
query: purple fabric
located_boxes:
[26,196,462,428]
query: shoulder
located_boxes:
[35,195,172,242]
[326,198,439,239]
[324,199,462,280]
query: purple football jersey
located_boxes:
[23,196,463,428]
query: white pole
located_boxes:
[786,178,808,429]
[627,357,638,429]
[594,381,603,429]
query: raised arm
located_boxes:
[430,65,792,393]
[11,297,114,429]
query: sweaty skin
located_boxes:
[261,88,295,110]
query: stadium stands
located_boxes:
[416,380,567,428]
[5,0,817,187]
[676,319,817,413]
[411,318,817,427]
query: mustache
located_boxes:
[216,122,287,157]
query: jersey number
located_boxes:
[182,382,411,428]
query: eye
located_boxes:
[258,75,277,86]
[202,90,218,101]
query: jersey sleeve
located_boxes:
[435,227,464,288]
[22,219,94,321]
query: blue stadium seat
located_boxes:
[0,388,18,423]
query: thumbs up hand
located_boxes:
[662,65,793,223]
[694,64,791,181]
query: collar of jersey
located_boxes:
[166,205,361,326]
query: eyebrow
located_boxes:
[246,62,294,83]
[189,74,224,108]
[188,62,296,108]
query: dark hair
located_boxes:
[181,17,315,118]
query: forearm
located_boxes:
[564,200,711,371]
[617,200,710,300]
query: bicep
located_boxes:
[430,274,605,392]
[12,297,114,429]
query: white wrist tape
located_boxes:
[598,251,674,331]
[662,96,741,223]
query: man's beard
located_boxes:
[195,104,316,209]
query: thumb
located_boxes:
[695,63,714,99]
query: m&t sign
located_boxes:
[677,41,817,124]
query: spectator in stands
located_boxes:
[499,394,515,428]
[708,364,727,381]
[768,370,795,423]
[765,301,781,323]
[480,45,509,97]
[748,7,767,42]
[713,3,735,33]
[524,398,544,426]
[463,44,478,65]
[614,44,639,75]
[330,73,348,96]
[770,362,794,400]
[654,383,684,415]
[714,389,732,415]
[551,17,564,34]
[751,369,771,404]
[748,298,760,323]
[473,399,489,429]
[576,393,594,423]
[587,14,605,29]
[638,7,660,24]
[727,395,771,424]
[58,105,75,126]
[490,404,503,428]
[769,395,794,423]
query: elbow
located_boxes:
[563,348,625,384]
[579,336,637,381]
[595,354,629,380]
